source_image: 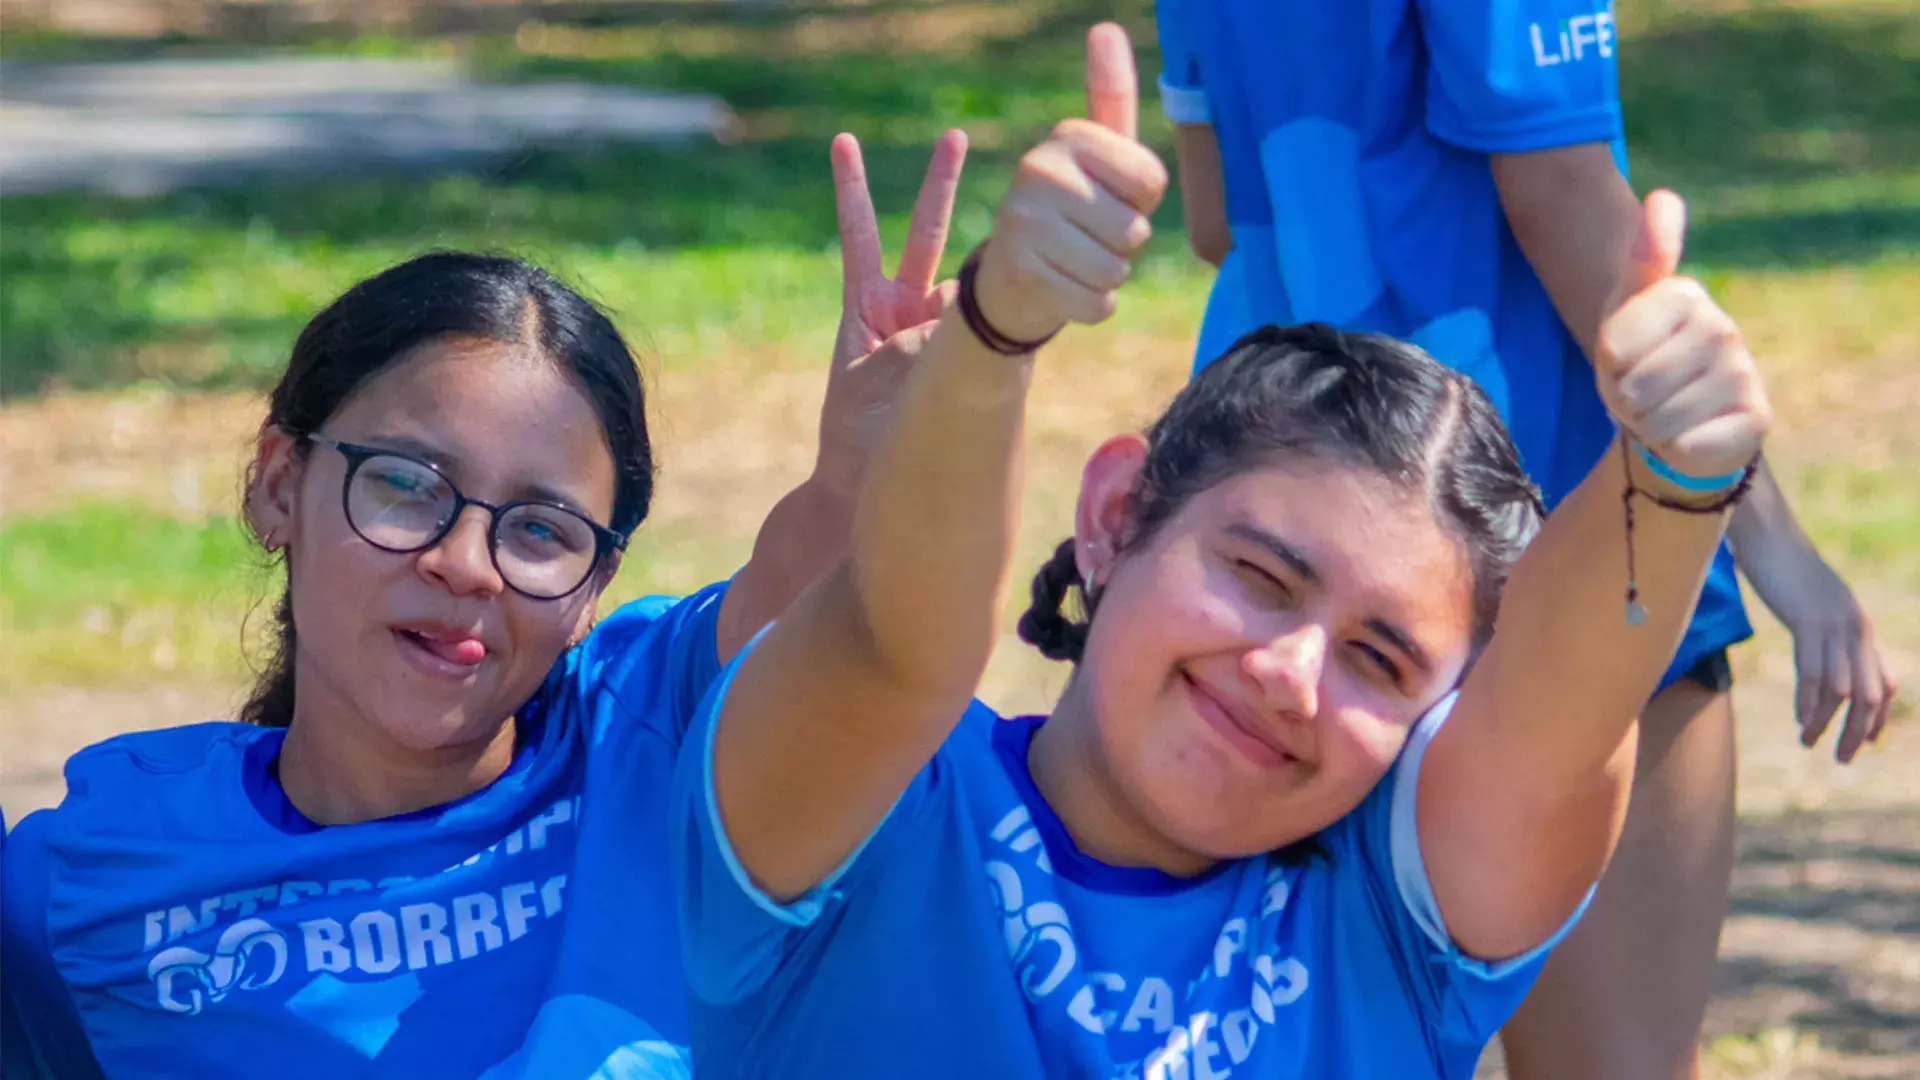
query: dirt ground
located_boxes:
[3,338,1915,1077]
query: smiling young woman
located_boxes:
[666,25,1772,1079]
[0,128,970,1079]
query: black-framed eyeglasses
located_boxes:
[306,434,626,600]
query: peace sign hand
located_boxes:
[813,130,969,500]
[832,129,969,367]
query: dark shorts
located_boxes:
[1675,648,1734,694]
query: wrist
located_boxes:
[964,241,1066,349]
[1622,440,1758,513]
[1632,441,1750,493]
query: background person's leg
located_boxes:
[1499,673,1737,1080]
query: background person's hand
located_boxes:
[1737,524,1899,762]
[972,22,1167,345]
[1595,189,1772,481]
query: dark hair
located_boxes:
[240,252,653,727]
[1019,322,1543,666]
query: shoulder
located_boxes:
[565,584,729,706]
[588,583,729,651]
[60,721,266,800]
[41,721,271,844]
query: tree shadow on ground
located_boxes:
[1713,805,1920,1058]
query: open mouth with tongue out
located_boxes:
[392,623,489,680]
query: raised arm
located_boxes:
[710,24,1167,901]
[713,130,968,662]
[1494,145,1896,761]
[1420,190,1773,958]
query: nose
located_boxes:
[1240,623,1324,720]
[414,505,505,598]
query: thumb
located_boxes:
[1609,189,1687,314]
[1085,22,1138,139]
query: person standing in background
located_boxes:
[1151,1,1897,1076]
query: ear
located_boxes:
[1074,433,1147,589]
[246,424,307,551]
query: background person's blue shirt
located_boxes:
[1,584,727,1079]
[673,651,1587,1079]
[1155,0,1750,682]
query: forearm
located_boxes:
[715,478,856,662]
[1726,456,1803,560]
[710,306,1032,899]
[1492,144,1641,360]
[849,304,1032,694]
[1425,442,1732,953]
[1467,443,1729,766]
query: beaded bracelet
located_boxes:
[1619,434,1760,625]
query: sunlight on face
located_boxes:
[274,335,618,753]
[1078,463,1478,862]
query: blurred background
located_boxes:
[0,0,1914,1074]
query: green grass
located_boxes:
[0,505,261,686]
[5,1,1910,396]
[1796,461,1920,591]
[0,499,768,691]
[2,0,1917,693]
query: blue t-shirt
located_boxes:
[1,584,728,1079]
[1155,0,1750,682]
[673,653,1585,1078]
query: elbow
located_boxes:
[1188,227,1231,268]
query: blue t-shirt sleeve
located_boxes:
[1,811,108,1080]
[1154,0,1212,123]
[1416,0,1623,153]
[576,580,730,747]
[1335,694,1592,1040]
[669,640,923,1006]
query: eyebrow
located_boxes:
[1224,522,1320,585]
[359,434,596,518]
[1224,521,1434,675]
[1364,617,1435,675]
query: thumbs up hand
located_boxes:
[1596,190,1772,480]
[972,22,1168,345]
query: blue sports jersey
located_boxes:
[673,653,1585,1078]
[1,584,727,1079]
[1155,0,1750,682]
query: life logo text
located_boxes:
[1530,9,1615,68]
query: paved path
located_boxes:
[0,56,733,196]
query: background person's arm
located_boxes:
[1152,0,1229,268]
[1173,125,1230,267]
[1420,191,1772,960]
[1493,145,1896,760]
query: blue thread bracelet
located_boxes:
[1634,442,1748,492]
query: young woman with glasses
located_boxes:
[0,131,966,1079]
